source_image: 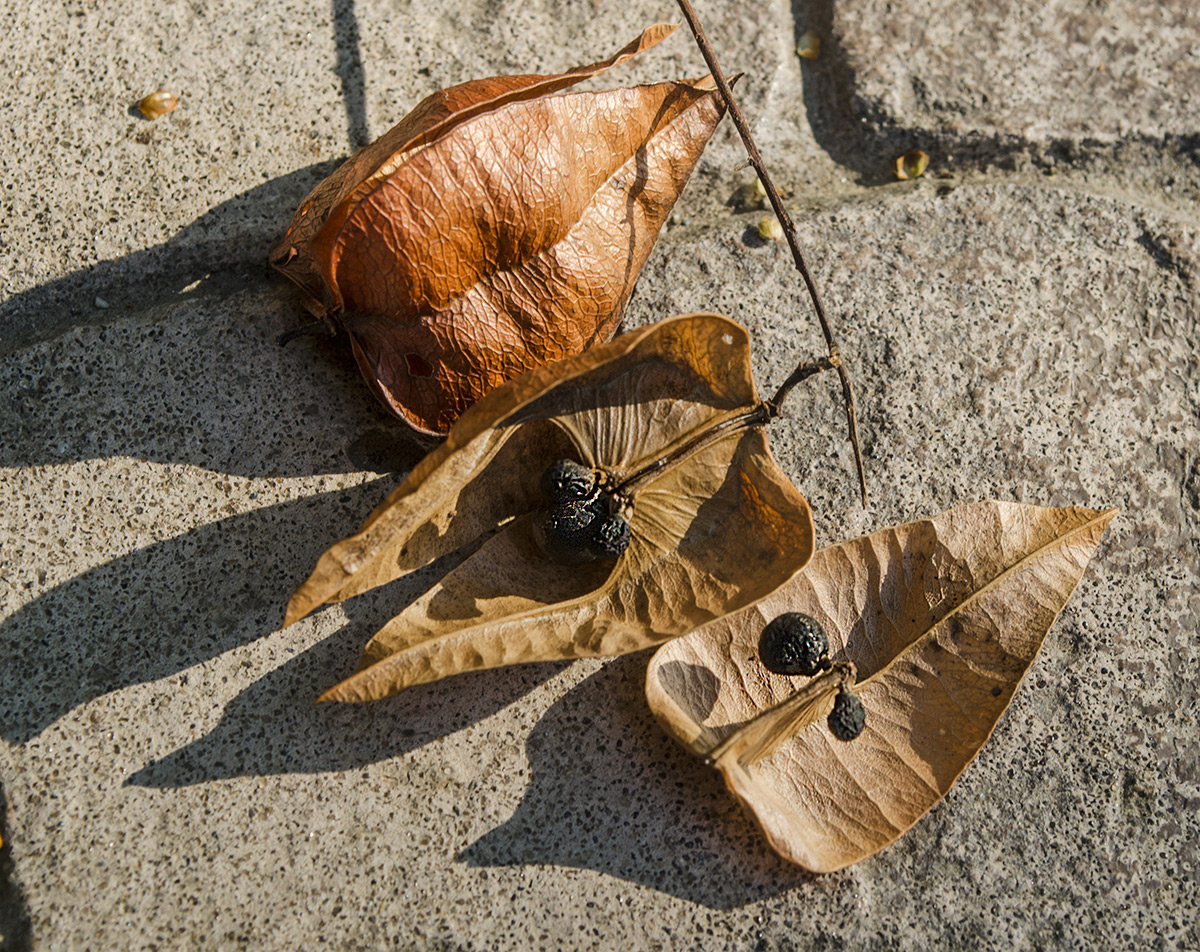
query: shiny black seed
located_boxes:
[758,613,830,676]
[532,497,604,566]
[541,458,596,503]
[828,687,866,741]
[590,512,631,559]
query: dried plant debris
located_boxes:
[895,148,929,180]
[646,501,1117,872]
[271,24,730,435]
[757,215,783,241]
[795,33,820,60]
[136,89,178,119]
[284,314,815,702]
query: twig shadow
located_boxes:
[0,256,436,476]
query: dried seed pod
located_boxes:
[285,314,817,704]
[137,89,178,119]
[796,32,820,60]
[758,215,783,241]
[895,148,929,180]
[271,25,731,436]
[647,501,1117,872]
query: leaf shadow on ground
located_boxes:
[0,157,441,479]
[0,480,399,745]
[125,645,572,787]
[0,0,394,482]
[3,464,564,773]
[0,781,33,952]
[128,646,808,910]
[2,0,370,356]
[458,655,812,910]
[0,160,337,357]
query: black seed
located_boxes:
[758,613,830,676]
[541,458,596,503]
[828,687,866,741]
[590,513,631,559]
[532,497,603,566]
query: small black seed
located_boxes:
[828,687,866,741]
[758,613,829,676]
[541,458,596,503]
[532,497,603,566]
[590,512,631,559]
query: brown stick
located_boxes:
[674,0,869,507]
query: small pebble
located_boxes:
[94,297,109,309]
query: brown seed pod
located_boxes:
[271,25,730,436]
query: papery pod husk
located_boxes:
[271,24,731,435]
[283,314,815,703]
[646,500,1118,872]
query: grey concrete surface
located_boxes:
[827,0,1200,140]
[1,0,1198,949]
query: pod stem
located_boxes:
[708,661,857,768]
[673,0,868,507]
[276,320,335,347]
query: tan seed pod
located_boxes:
[796,32,820,59]
[137,89,178,119]
[895,148,929,180]
[758,215,783,241]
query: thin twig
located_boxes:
[674,0,869,507]
[616,404,770,494]
[766,356,834,415]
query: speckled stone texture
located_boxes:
[1,0,1197,950]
